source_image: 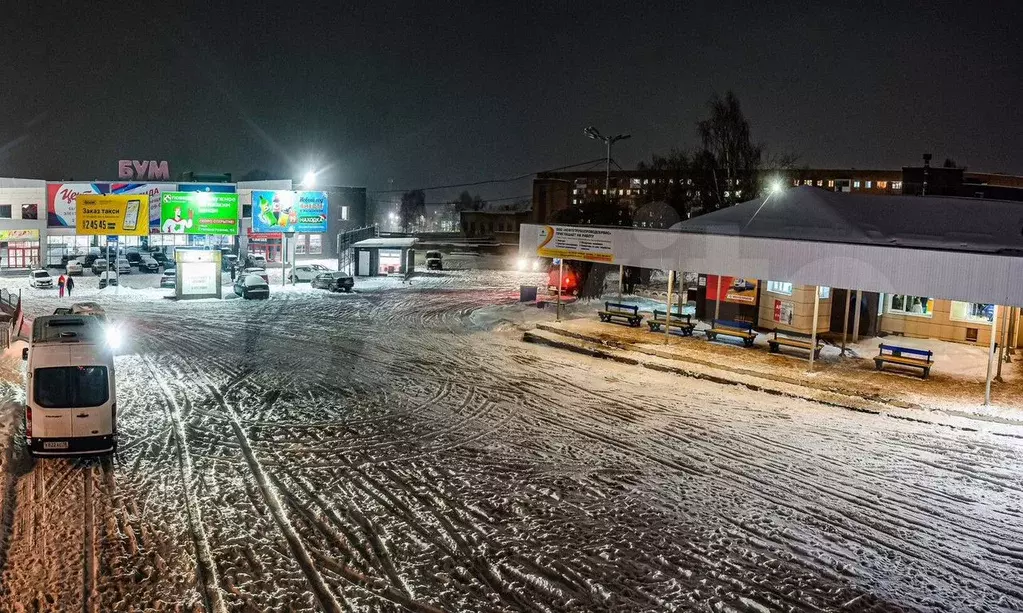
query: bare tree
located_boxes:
[698,91,763,209]
[399,190,426,233]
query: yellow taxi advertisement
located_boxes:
[75,194,150,236]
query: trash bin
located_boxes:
[519,285,538,302]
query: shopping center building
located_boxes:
[0,177,367,269]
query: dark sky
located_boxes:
[2,1,1021,203]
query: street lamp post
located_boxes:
[584,126,631,196]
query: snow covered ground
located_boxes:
[0,269,1020,611]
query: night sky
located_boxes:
[2,1,1020,201]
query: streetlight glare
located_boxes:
[770,180,783,194]
[303,170,316,187]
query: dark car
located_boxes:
[82,248,102,268]
[150,251,170,266]
[138,255,160,273]
[125,250,143,266]
[234,274,270,299]
[426,250,443,270]
[311,272,355,293]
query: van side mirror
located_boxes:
[22,348,28,361]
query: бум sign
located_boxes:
[118,160,170,181]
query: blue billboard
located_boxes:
[252,190,328,233]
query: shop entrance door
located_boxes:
[7,246,30,269]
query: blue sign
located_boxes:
[251,190,328,233]
[106,235,119,245]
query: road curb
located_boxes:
[523,327,1023,439]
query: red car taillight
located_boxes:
[25,406,31,438]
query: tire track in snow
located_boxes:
[142,355,227,613]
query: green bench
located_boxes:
[647,310,695,336]
[768,330,823,359]
[706,319,757,347]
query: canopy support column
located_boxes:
[985,305,999,406]
[809,286,820,371]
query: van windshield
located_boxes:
[34,366,109,408]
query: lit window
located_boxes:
[792,180,799,186]
[888,295,933,317]
[818,286,831,300]
[767,281,793,296]
[853,181,861,188]
[573,189,578,195]
[341,205,349,221]
[686,179,692,185]
[735,190,742,198]
[878,181,887,189]
[893,181,902,190]
[950,301,994,324]
[827,180,834,187]
[803,179,812,185]
[866,181,872,189]
[816,180,823,187]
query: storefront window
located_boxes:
[767,281,793,295]
[21,204,37,219]
[308,235,322,254]
[294,235,307,255]
[950,301,994,324]
[0,205,11,218]
[818,286,831,299]
[889,294,933,317]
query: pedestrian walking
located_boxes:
[65,275,75,297]
[57,274,66,298]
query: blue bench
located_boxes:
[705,319,757,347]
[597,302,643,327]
[647,310,695,336]
[875,344,934,378]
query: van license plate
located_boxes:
[43,441,68,450]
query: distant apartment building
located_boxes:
[530,165,1023,226]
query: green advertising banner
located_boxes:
[160,192,239,235]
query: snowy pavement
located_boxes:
[0,269,1020,611]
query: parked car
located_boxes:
[138,255,160,273]
[234,274,270,299]
[91,258,108,274]
[65,259,84,276]
[288,264,330,282]
[311,271,355,293]
[82,248,102,268]
[243,267,269,283]
[245,253,267,268]
[98,271,118,289]
[125,250,142,266]
[29,269,54,289]
[426,250,443,270]
[115,258,132,274]
[149,251,170,267]
[159,269,176,288]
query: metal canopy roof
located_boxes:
[675,186,1023,255]
[352,237,418,249]
[518,188,1023,306]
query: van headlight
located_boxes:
[516,257,528,271]
[105,325,123,350]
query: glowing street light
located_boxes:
[770,179,784,194]
[302,170,316,188]
[584,126,630,195]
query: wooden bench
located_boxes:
[647,310,695,336]
[705,319,757,347]
[767,330,823,359]
[874,344,934,378]
[597,302,643,327]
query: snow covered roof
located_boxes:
[352,237,418,249]
[675,186,1023,255]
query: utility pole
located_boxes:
[584,126,631,197]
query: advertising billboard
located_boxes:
[252,190,328,233]
[177,183,236,194]
[705,275,760,305]
[47,183,105,227]
[535,225,615,263]
[75,194,150,236]
[107,183,175,228]
[160,192,239,235]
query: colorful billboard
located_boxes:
[107,183,175,228]
[47,183,104,227]
[160,192,239,235]
[177,183,236,194]
[705,275,760,305]
[252,190,328,233]
[75,194,150,236]
[535,225,615,263]
[0,229,40,241]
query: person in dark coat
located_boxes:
[65,275,75,297]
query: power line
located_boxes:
[369,158,608,194]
